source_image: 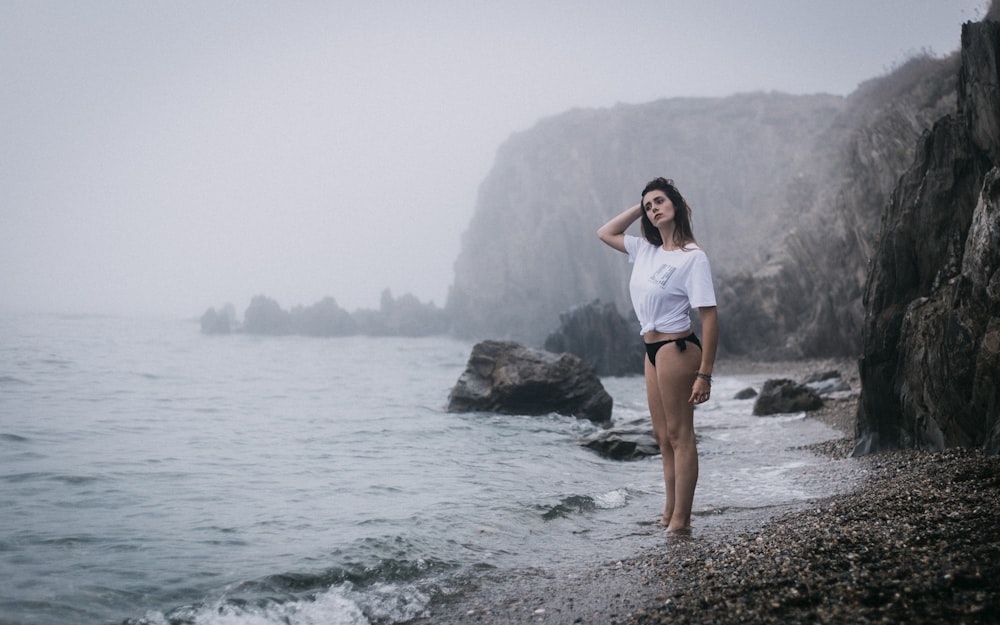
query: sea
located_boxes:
[0,313,855,625]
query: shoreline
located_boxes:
[627,446,1000,625]
[404,359,1000,625]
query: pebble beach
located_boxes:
[406,360,1000,625]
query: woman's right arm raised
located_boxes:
[597,203,643,253]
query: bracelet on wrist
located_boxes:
[696,372,712,383]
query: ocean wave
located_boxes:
[540,487,633,520]
[123,550,454,625]
[539,494,597,520]
[132,582,430,625]
[593,488,630,509]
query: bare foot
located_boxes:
[665,526,693,541]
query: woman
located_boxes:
[597,177,718,532]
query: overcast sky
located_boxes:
[1,1,988,318]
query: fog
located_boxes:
[0,1,986,318]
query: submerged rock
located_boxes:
[802,370,852,396]
[447,340,613,424]
[580,418,658,460]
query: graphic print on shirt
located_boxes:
[648,263,677,289]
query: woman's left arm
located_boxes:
[690,306,718,403]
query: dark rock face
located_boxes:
[544,300,644,376]
[734,387,758,400]
[857,20,1000,454]
[447,340,613,424]
[580,418,658,460]
[752,379,823,416]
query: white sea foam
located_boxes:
[593,488,630,509]
[137,582,430,625]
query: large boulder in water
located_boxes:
[752,379,823,416]
[447,340,613,424]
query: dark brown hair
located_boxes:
[639,177,696,248]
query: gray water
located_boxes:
[0,313,850,625]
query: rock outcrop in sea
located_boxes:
[857,19,1000,455]
[200,290,448,338]
[543,300,644,376]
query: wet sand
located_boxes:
[404,359,1000,625]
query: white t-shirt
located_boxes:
[624,234,717,335]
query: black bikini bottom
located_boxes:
[645,333,701,366]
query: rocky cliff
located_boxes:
[447,54,958,356]
[447,93,845,345]
[720,56,958,358]
[856,17,1000,454]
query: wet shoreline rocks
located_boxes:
[404,448,999,625]
[630,448,1000,625]
[582,367,856,461]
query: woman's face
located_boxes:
[642,190,674,227]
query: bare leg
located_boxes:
[645,358,673,524]
[645,344,700,531]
